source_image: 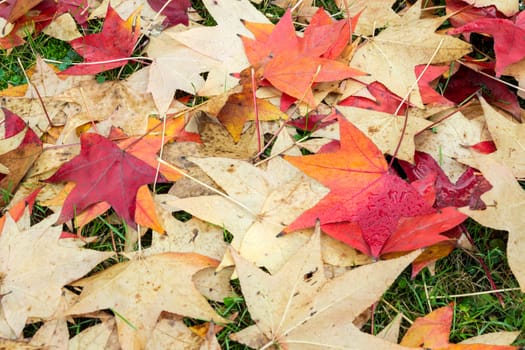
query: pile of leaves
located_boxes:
[0,0,524,348]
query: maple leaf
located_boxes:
[443,63,520,118]
[0,213,113,337]
[61,5,140,75]
[459,158,525,291]
[401,304,518,349]
[459,97,525,178]
[285,117,466,258]
[350,7,472,108]
[166,0,270,96]
[400,151,492,210]
[344,0,401,36]
[449,11,525,76]
[164,156,328,272]
[56,79,158,142]
[241,9,364,107]
[230,227,420,349]
[67,253,228,350]
[45,133,167,229]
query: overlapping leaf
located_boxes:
[285,117,466,258]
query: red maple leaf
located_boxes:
[400,151,492,210]
[284,116,466,258]
[448,11,525,76]
[241,8,364,107]
[339,81,409,114]
[45,133,167,228]
[443,62,520,118]
[61,5,140,75]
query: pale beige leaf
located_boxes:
[321,233,372,267]
[172,0,270,95]
[0,213,113,337]
[146,315,202,350]
[350,16,471,108]
[69,318,120,350]
[129,199,228,261]
[164,156,329,272]
[343,0,400,36]
[67,253,228,350]
[145,27,221,114]
[459,97,525,179]
[42,13,82,41]
[377,313,402,343]
[193,267,236,302]
[230,229,420,349]
[29,289,78,350]
[416,110,486,182]
[55,80,157,143]
[459,159,525,291]
[503,59,525,99]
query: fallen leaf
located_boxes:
[0,213,113,337]
[67,253,228,350]
[443,63,520,118]
[230,227,420,349]
[164,156,328,272]
[45,133,167,229]
[144,26,221,114]
[145,315,203,349]
[285,117,464,258]
[56,79,157,142]
[449,11,525,75]
[242,9,364,107]
[339,81,409,114]
[415,109,487,182]
[463,0,519,16]
[400,151,492,210]
[170,0,270,95]
[343,0,401,36]
[61,5,140,75]
[133,197,228,261]
[459,158,525,291]
[69,318,120,350]
[351,10,472,108]
[459,97,525,178]
[400,304,518,349]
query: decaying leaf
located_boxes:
[67,253,228,350]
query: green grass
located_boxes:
[1,0,524,348]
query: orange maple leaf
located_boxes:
[241,8,364,107]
